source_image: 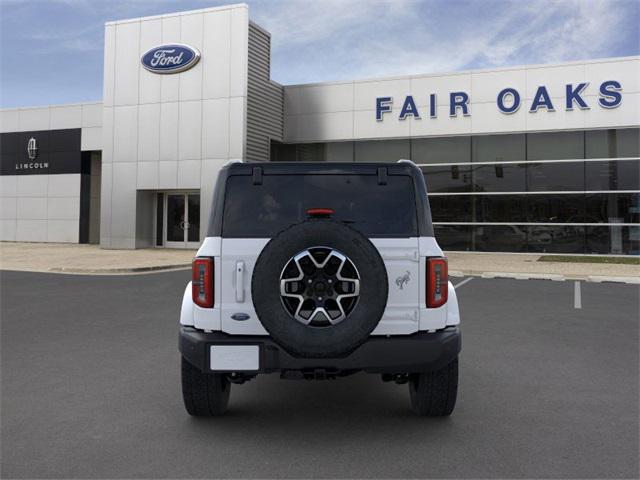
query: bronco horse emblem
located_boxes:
[395,270,411,290]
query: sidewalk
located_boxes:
[1,242,638,282]
[446,252,640,283]
[0,242,195,274]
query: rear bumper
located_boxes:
[179,327,461,375]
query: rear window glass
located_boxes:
[222,174,418,237]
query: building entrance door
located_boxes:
[164,193,200,248]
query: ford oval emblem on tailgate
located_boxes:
[231,313,250,321]
[141,44,200,74]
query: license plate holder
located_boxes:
[210,345,259,371]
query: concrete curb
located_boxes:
[480,271,565,281]
[47,264,191,274]
[452,270,639,284]
[587,275,640,284]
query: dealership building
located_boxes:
[1,3,638,254]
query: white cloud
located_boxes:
[252,0,415,48]
[1,0,635,108]
[253,0,634,84]
[25,24,102,53]
[8,0,631,78]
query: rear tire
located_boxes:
[409,357,458,416]
[181,357,231,416]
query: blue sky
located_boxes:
[1,0,638,108]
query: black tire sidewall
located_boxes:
[181,357,231,416]
[251,219,388,358]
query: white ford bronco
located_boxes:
[179,160,461,416]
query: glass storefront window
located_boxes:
[526,226,585,254]
[585,192,640,224]
[585,160,640,191]
[269,129,639,255]
[586,226,640,255]
[527,131,584,160]
[354,139,410,163]
[432,194,640,224]
[429,195,473,222]
[472,225,528,252]
[187,194,200,243]
[434,225,472,251]
[585,128,640,158]
[412,136,470,164]
[526,194,585,223]
[422,165,473,193]
[527,161,585,191]
[435,224,639,255]
[472,133,525,162]
[475,195,528,222]
[472,163,526,192]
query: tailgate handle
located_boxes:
[235,261,245,302]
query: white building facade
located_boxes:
[1,4,638,254]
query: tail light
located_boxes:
[192,257,214,308]
[426,257,448,308]
[306,208,334,217]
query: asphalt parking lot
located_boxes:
[1,270,638,479]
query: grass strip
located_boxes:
[538,255,640,265]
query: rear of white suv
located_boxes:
[179,161,461,416]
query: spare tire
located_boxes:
[252,219,388,358]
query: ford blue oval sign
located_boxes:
[141,44,200,74]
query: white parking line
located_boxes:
[574,281,582,309]
[454,277,474,289]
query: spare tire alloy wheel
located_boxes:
[280,247,360,327]
[252,219,388,358]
